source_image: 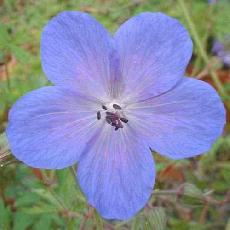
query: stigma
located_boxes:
[96,103,128,131]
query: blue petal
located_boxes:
[127,78,226,159]
[41,11,119,99]
[7,87,101,169]
[114,12,193,102]
[77,126,155,220]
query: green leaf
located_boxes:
[0,25,11,49]
[155,162,167,172]
[226,217,230,230]
[8,44,31,64]
[132,207,167,230]
[146,207,166,230]
[183,183,204,199]
[169,218,189,230]
[16,192,39,207]
[213,1,230,40]
[56,168,86,209]
[13,212,33,230]
[32,189,64,210]
[34,214,53,230]
[0,198,12,229]
[20,204,58,215]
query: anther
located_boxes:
[113,104,122,110]
[102,105,107,110]
[120,117,128,123]
[100,105,128,131]
[97,111,101,120]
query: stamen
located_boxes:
[98,103,128,131]
[120,117,128,123]
[113,104,122,110]
[97,111,101,120]
[102,105,107,110]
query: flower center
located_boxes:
[96,103,128,131]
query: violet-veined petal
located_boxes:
[114,12,193,102]
[41,11,120,99]
[6,87,101,169]
[127,78,225,159]
[77,126,155,220]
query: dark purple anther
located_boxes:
[102,105,107,110]
[120,117,128,123]
[100,108,128,131]
[97,111,101,120]
[113,104,122,110]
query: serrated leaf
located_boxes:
[32,189,64,210]
[132,207,167,230]
[183,183,204,199]
[146,207,166,230]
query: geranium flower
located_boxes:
[6,12,225,220]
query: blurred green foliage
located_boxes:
[0,0,230,229]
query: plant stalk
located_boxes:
[178,0,226,98]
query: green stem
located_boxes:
[191,55,202,76]
[178,0,226,98]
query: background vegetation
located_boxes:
[0,0,230,229]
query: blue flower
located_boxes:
[212,38,230,67]
[208,0,218,4]
[6,12,225,220]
